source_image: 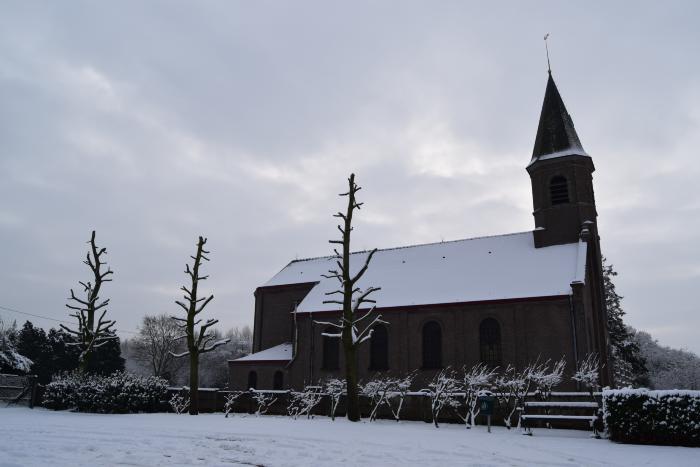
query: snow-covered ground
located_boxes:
[0,407,696,466]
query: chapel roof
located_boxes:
[264,231,587,314]
[230,342,292,363]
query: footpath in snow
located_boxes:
[0,407,697,466]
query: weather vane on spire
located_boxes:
[544,33,552,74]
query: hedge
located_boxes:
[43,372,169,413]
[603,388,700,446]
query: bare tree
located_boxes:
[60,231,117,372]
[131,314,186,382]
[315,173,384,422]
[170,236,229,415]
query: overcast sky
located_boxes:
[1,1,699,353]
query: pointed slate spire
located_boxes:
[530,72,588,164]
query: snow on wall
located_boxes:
[265,231,584,313]
[232,343,292,362]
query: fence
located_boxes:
[0,373,39,408]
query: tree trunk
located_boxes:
[189,352,199,415]
[79,352,89,374]
[343,340,360,421]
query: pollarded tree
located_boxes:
[170,236,229,415]
[315,173,384,422]
[60,231,117,372]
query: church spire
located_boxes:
[530,73,588,164]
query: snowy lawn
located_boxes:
[0,407,697,466]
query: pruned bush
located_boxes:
[603,388,700,446]
[42,373,81,410]
[43,372,168,413]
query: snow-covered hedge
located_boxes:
[603,388,700,446]
[43,372,169,413]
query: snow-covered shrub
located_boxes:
[494,362,545,429]
[426,368,460,428]
[386,373,415,422]
[361,374,417,422]
[43,372,168,413]
[361,377,393,421]
[573,353,601,396]
[287,386,322,420]
[170,390,190,414]
[42,373,82,410]
[251,390,278,416]
[603,388,700,446]
[323,378,345,421]
[224,391,244,418]
[532,358,566,401]
[457,363,497,428]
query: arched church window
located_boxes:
[479,318,502,367]
[247,371,257,390]
[550,175,570,205]
[369,324,389,371]
[273,370,284,390]
[422,321,442,369]
[322,327,340,370]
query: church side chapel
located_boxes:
[229,72,612,391]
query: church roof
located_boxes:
[264,231,587,314]
[231,342,292,363]
[530,72,589,165]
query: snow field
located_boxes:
[1,407,698,466]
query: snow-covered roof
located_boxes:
[264,231,586,313]
[231,343,292,363]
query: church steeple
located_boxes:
[530,72,587,164]
[527,73,596,248]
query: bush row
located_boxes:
[43,372,169,413]
[603,388,700,446]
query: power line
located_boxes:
[0,304,138,335]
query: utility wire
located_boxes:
[0,304,138,335]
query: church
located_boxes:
[229,72,612,391]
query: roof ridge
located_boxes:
[289,230,534,264]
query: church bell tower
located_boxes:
[527,72,597,248]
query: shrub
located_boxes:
[603,388,700,446]
[43,372,169,413]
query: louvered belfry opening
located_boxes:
[550,175,570,205]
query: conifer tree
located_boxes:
[603,258,648,387]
